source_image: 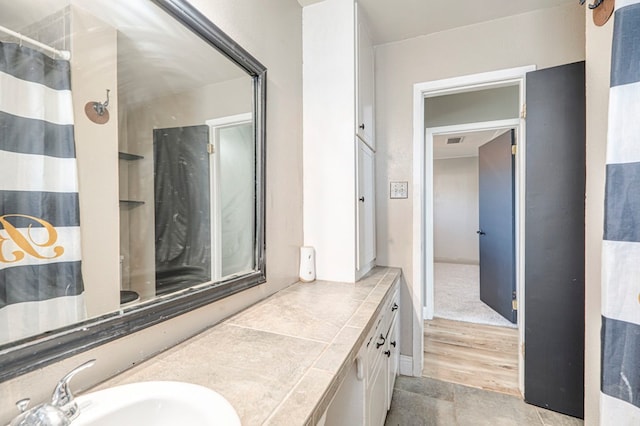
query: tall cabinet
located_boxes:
[303,0,376,282]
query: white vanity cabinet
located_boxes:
[364,286,399,425]
[303,0,376,283]
[323,283,399,426]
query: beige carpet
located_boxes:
[434,262,515,328]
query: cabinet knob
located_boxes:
[391,303,398,311]
[384,350,391,357]
[359,196,365,202]
[359,123,365,130]
[376,334,386,349]
[391,341,396,348]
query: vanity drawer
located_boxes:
[365,284,399,379]
[365,313,386,378]
[382,287,399,336]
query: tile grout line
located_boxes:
[260,272,386,425]
[262,268,398,425]
[224,323,330,345]
[534,407,547,426]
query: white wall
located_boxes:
[375,3,585,356]
[0,1,303,421]
[433,157,479,264]
[584,8,614,426]
[425,85,519,128]
[71,7,120,317]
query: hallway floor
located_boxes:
[424,318,519,395]
[384,376,583,426]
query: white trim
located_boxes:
[205,113,253,128]
[516,76,528,394]
[414,66,535,98]
[411,85,426,377]
[399,355,414,376]
[206,113,253,281]
[412,65,534,391]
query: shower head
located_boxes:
[84,89,110,124]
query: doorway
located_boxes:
[413,62,586,419]
[411,65,534,390]
[431,127,517,328]
[425,122,521,396]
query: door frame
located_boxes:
[206,113,253,281]
[412,65,534,390]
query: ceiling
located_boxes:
[299,0,576,45]
[0,0,248,106]
[433,129,510,160]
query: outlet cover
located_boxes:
[390,181,408,199]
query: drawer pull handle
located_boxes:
[384,350,391,357]
[376,334,386,349]
[391,303,398,312]
[391,341,396,348]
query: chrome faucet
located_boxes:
[9,359,96,426]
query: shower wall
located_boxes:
[12,6,71,52]
[70,6,120,317]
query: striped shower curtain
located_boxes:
[0,42,85,343]
[601,0,640,423]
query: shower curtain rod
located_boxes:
[0,24,71,60]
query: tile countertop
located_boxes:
[92,267,402,425]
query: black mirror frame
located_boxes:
[0,0,267,383]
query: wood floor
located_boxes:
[423,318,520,396]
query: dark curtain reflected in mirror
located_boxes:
[153,126,211,296]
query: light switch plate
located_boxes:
[390,181,408,199]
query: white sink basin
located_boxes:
[73,381,241,426]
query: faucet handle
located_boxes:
[51,359,96,416]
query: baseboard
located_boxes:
[423,306,434,320]
[399,355,414,376]
[433,258,479,265]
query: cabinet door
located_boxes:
[366,354,387,426]
[324,358,365,425]
[357,139,376,271]
[386,316,399,410]
[356,6,374,147]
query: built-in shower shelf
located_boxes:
[118,151,144,161]
[119,200,145,207]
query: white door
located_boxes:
[356,6,374,147]
[357,139,376,270]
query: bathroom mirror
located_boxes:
[0,0,266,381]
